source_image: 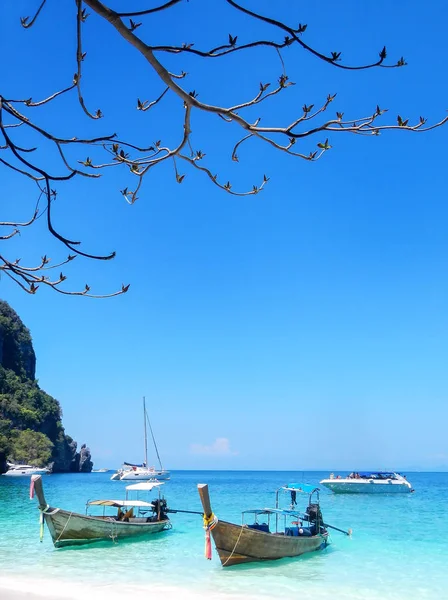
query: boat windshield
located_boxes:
[347,472,400,480]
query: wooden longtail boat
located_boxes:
[30,475,171,548]
[198,482,349,567]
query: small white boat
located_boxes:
[320,471,414,494]
[111,397,170,482]
[92,468,109,473]
[3,463,50,477]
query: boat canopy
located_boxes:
[87,499,154,507]
[283,483,318,494]
[123,461,146,467]
[242,509,274,516]
[264,508,306,517]
[243,508,304,518]
[126,481,164,491]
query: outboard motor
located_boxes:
[152,497,168,520]
[306,503,323,532]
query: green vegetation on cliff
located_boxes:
[0,300,90,472]
[0,363,62,466]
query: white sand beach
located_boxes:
[0,578,256,600]
[0,590,209,600]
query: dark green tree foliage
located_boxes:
[0,366,62,438]
[0,300,73,470]
[0,302,36,380]
[9,429,53,466]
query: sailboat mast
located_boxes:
[143,396,148,466]
[146,408,164,471]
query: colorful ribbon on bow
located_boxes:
[203,512,218,560]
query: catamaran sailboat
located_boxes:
[111,398,170,481]
[110,462,169,481]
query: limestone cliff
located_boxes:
[0,301,36,380]
[0,300,93,473]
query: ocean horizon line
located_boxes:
[88,467,448,473]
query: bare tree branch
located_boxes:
[20,0,48,29]
[75,0,103,119]
[1,0,445,297]
[116,0,183,18]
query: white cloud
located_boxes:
[190,437,238,456]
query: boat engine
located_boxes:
[306,503,323,527]
[152,497,168,520]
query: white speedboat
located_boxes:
[3,463,50,477]
[111,397,170,482]
[320,471,413,494]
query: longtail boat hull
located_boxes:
[211,520,327,567]
[198,483,329,568]
[31,474,170,548]
[42,507,169,548]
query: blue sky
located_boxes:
[1,0,447,471]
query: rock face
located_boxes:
[0,300,93,473]
[69,443,94,473]
[0,453,7,474]
[0,301,36,380]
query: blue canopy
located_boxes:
[358,472,398,478]
[242,509,273,516]
[283,483,317,494]
[264,508,305,517]
[242,508,305,518]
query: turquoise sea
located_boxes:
[1,471,447,600]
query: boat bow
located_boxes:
[30,474,47,509]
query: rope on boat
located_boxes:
[107,517,118,543]
[55,511,73,543]
[39,510,44,542]
[203,513,218,529]
[42,507,60,516]
[222,524,245,567]
[37,505,60,542]
[145,408,164,471]
[203,512,218,560]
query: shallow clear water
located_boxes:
[0,471,447,599]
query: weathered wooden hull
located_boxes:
[42,507,169,548]
[210,520,328,567]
